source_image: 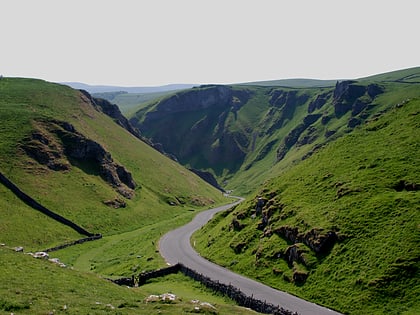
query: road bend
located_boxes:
[159,199,342,315]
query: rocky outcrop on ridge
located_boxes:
[22,119,136,199]
[130,85,252,175]
[332,80,384,117]
[141,85,250,122]
[276,114,322,161]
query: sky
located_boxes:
[1,0,419,87]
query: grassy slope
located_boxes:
[358,66,420,83]
[55,208,208,277]
[0,77,227,244]
[228,87,319,195]
[128,67,420,198]
[0,78,249,313]
[193,98,420,314]
[227,70,420,196]
[0,247,257,315]
[0,184,82,251]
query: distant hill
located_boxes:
[129,67,420,195]
[239,78,338,88]
[92,90,179,116]
[62,82,197,94]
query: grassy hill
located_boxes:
[1,68,419,314]
[0,78,255,314]
[192,93,420,314]
[0,247,257,315]
[240,78,337,88]
[128,67,420,314]
[0,78,226,242]
[129,67,420,196]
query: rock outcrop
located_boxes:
[307,91,332,113]
[142,85,250,121]
[130,85,252,175]
[276,114,322,161]
[332,81,384,117]
[22,119,136,198]
[274,225,337,256]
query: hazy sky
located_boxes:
[1,0,419,86]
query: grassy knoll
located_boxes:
[193,98,420,314]
[0,247,257,315]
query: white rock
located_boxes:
[33,251,49,259]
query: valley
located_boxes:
[0,68,419,314]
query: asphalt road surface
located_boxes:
[159,199,343,315]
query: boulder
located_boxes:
[274,226,337,256]
[33,251,49,259]
[230,218,245,231]
[293,270,309,284]
[308,92,331,113]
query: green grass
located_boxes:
[0,247,257,315]
[0,77,246,313]
[129,68,420,198]
[0,77,227,239]
[54,209,210,277]
[0,184,82,251]
[193,98,420,314]
[358,66,420,83]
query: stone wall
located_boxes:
[111,263,298,315]
[0,171,94,237]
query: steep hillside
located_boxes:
[129,67,420,195]
[0,77,258,315]
[0,77,226,250]
[193,97,420,314]
[128,67,420,314]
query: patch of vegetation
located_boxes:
[0,247,257,314]
[194,98,420,314]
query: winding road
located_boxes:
[159,199,343,315]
